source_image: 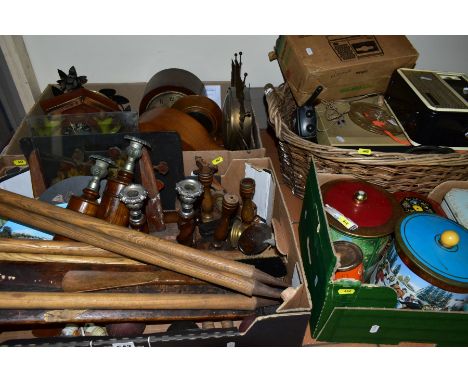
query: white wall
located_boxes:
[407,35,468,73]
[23,36,283,91]
[23,35,468,92]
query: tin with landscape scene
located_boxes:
[370,213,468,311]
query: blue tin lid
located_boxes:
[397,213,468,292]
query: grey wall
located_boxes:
[407,35,468,73]
[23,35,468,92]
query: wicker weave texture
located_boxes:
[265,84,468,198]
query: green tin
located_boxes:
[329,228,392,280]
[321,179,400,281]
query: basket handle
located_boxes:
[264,84,288,139]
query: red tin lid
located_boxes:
[321,179,400,237]
[394,191,446,217]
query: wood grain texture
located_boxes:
[0,252,142,266]
[0,291,276,310]
[27,148,47,198]
[0,197,274,297]
[139,108,221,151]
[139,147,166,232]
[0,188,287,290]
[62,270,204,292]
[0,239,125,257]
[0,308,256,325]
[172,95,223,140]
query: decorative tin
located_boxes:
[442,188,468,229]
[333,241,364,282]
[321,179,400,281]
[394,191,446,216]
[371,214,468,311]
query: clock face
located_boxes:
[146,91,186,110]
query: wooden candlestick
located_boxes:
[213,194,239,248]
[96,135,150,226]
[139,147,166,232]
[54,155,114,241]
[175,178,203,246]
[240,177,256,224]
[194,156,218,223]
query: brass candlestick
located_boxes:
[194,156,218,223]
[240,177,256,225]
[213,194,239,248]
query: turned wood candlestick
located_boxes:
[194,156,218,223]
[95,135,150,227]
[119,183,149,233]
[139,147,166,232]
[175,178,203,247]
[54,154,114,241]
[213,194,239,248]
[240,177,256,225]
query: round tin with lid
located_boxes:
[321,179,400,281]
[371,214,468,310]
[333,241,364,282]
[396,214,468,294]
[393,191,446,217]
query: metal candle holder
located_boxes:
[119,184,148,229]
[122,135,151,174]
[175,179,203,219]
[87,155,115,192]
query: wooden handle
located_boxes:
[0,239,118,257]
[62,270,204,292]
[0,252,142,266]
[0,201,273,297]
[0,189,286,288]
[0,291,277,310]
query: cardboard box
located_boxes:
[274,35,419,105]
[0,155,28,181]
[299,161,468,346]
[0,157,312,347]
[1,82,266,163]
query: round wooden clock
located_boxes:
[172,95,223,141]
[139,68,206,114]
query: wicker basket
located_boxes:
[265,83,468,198]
